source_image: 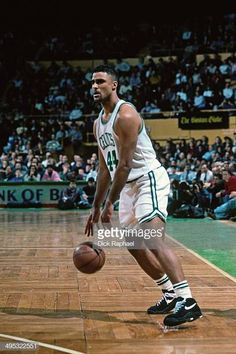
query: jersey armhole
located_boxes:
[112,102,143,134]
[138,116,144,134]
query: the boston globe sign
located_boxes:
[178,111,229,130]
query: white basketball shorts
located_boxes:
[119,166,170,227]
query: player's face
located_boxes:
[91,72,117,102]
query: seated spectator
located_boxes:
[119,79,132,96]
[208,169,236,219]
[58,180,91,210]
[207,173,225,210]
[169,166,182,182]
[215,169,236,200]
[192,180,211,209]
[69,104,83,121]
[68,123,83,153]
[36,160,45,179]
[76,167,86,181]
[179,164,196,183]
[82,177,96,204]
[222,82,234,99]
[41,164,62,181]
[42,152,53,168]
[4,166,15,181]
[85,163,97,182]
[70,155,85,171]
[46,134,63,153]
[13,161,28,179]
[219,98,236,109]
[193,91,206,110]
[199,164,213,183]
[24,165,41,181]
[59,162,71,181]
[9,168,24,182]
[208,193,236,220]
[178,181,198,205]
[115,58,131,73]
[0,160,9,180]
[56,155,69,172]
[55,124,69,146]
[140,100,160,114]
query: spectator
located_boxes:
[42,164,62,181]
[58,180,91,209]
[3,165,13,181]
[24,166,41,181]
[207,173,225,210]
[85,163,98,182]
[59,162,71,181]
[215,169,236,201]
[179,164,197,183]
[42,152,53,168]
[9,168,24,182]
[208,191,236,220]
[82,177,96,204]
[46,134,63,153]
[199,164,214,183]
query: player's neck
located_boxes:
[102,98,120,120]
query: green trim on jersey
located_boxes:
[112,101,143,135]
[100,110,110,125]
[138,118,144,134]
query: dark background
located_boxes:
[1,0,236,31]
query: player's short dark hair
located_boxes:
[92,65,118,81]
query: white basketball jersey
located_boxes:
[96,100,161,182]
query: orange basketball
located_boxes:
[73,241,105,274]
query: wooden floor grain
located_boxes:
[0,210,235,354]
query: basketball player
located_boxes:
[85,65,202,326]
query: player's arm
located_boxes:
[104,105,141,207]
[85,120,111,236]
[93,147,111,208]
[92,119,111,208]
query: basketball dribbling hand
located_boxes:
[85,207,100,237]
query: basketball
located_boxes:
[73,241,106,274]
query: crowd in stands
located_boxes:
[1,51,236,125]
[0,15,236,218]
[157,134,236,221]
[0,14,236,121]
[1,132,236,219]
[1,14,235,60]
[0,150,98,183]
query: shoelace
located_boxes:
[173,300,185,313]
[156,295,166,306]
[156,293,174,306]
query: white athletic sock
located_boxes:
[173,280,192,298]
[155,274,174,292]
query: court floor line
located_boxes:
[167,234,236,283]
[0,333,85,354]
